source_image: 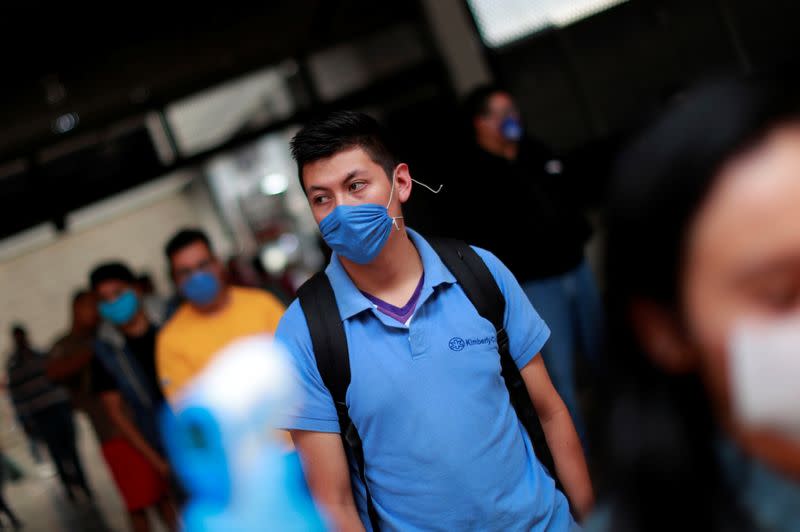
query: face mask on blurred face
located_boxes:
[181,271,221,306]
[98,289,139,326]
[729,316,800,439]
[500,116,523,142]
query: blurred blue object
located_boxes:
[500,116,523,141]
[161,335,327,531]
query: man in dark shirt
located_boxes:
[6,324,90,501]
[48,291,118,444]
[449,85,604,441]
[89,263,177,532]
[48,289,176,531]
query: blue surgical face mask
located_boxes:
[318,173,401,264]
[500,116,523,142]
[98,290,139,325]
[318,171,443,265]
[181,271,221,306]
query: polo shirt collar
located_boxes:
[324,228,456,321]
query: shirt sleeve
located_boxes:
[275,300,340,433]
[472,246,551,369]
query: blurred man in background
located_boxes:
[48,289,171,532]
[0,441,23,530]
[156,228,285,403]
[453,85,603,442]
[48,291,110,444]
[89,263,177,532]
[6,324,91,501]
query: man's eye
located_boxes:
[349,181,366,192]
[313,195,330,205]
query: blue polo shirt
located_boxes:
[276,229,574,531]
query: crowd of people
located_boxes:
[4,230,285,531]
[3,77,800,531]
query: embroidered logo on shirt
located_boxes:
[449,336,496,351]
[449,337,466,351]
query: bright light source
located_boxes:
[52,112,80,134]
[260,173,289,196]
[278,233,300,256]
[261,245,288,275]
[467,0,628,48]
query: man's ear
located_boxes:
[393,163,412,204]
[629,298,698,374]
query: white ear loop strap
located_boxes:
[387,173,444,230]
[411,179,444,194]
[387,172,404,230]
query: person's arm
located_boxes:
[291,430,365,532]
[100,390,169,477]
[46,346,92,383]
[521,355,594,520]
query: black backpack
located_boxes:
[297,238,560,530]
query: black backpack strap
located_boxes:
[427,238,560,488]
[297,272,381,531]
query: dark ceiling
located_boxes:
[0,2,423,162]
[0,2,431,239]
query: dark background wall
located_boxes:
[2,0,799,239]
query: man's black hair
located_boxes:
[165,228,212,264]
[72,289,92,307]
[462,84,508,122]
[89,262,137,290]
[10,323,26,337]
[290,111,398,187]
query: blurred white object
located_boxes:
[730,318,800,438]
[175,334,297,434]
[165,335,326,531]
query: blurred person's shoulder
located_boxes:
[230,285,285,312]
[48,333,76,359]
[156,298,212,349]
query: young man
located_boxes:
[6,325,90,501]
[89,263,177,532]
[452,85,604,442]
[276,111,593,531]
[48,290,169,532]
[48,291,111,443]
[156,228,286,403]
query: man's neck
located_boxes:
[120,311,150,338]
[339,227,423,305]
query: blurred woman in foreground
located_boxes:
[592,79,800,531]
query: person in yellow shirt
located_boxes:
[156,229,286,403]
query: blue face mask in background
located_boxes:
[500,116,523,142]
[98,289,140,325]
[181,271,222,306]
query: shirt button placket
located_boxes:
[408,324,425,359]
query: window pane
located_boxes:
[467,0,628,48]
